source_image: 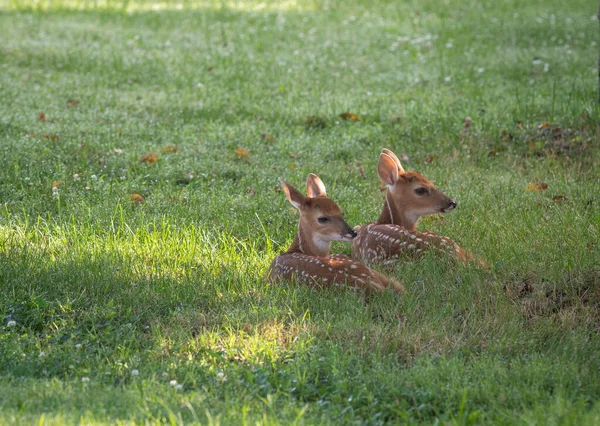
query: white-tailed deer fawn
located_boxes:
[267,174,405,294]
[352,148,484,267]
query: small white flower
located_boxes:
[175,384,183,390]
[162,372,169,377]
[196,82,204,89]
[169,380,177,386]
[7,320,16,327]
[445,42,453,48]
[81,377,90,382]
[543,63,549,72]
[477,68,485,73]
[73,174,81,181]
[75,344,82,349]
[131,369,139,377]
[39,352,45,357]
[91,175,98,180]
[532,59,543,65]
[444,76,451,82]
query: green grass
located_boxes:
[0,0,599,424]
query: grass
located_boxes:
[0,0,599,423]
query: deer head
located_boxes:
[377,148,456,231]
[280,174,357,257]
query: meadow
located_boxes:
[0,0,599,424]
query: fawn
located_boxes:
[267,174,405,294]
[351,148,481,266]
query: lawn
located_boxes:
[0,0,599,424]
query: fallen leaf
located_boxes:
[235,147,250,158]
[525,182,548,192]
[205,66,214,72]
[67,99,79,107]
[290,163,296,169]
[140,152,159,164]
[260,133,275,143]
[130,193,145,203]
[162,145,179,153]
[538,122,551,129]
[552,195,567,203]
[43,134,60,142]
[273,185,282,193]
[340,112,359,122]
[52,180,60,189]
[424,155,435,164]
[464,116,472,131]
[500,130,513,140]
[39,112,47,122]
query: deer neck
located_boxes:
[376,189,419,231]
[286,221,331,257]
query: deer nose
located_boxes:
[348,227,357,238]
[449,199,457,210]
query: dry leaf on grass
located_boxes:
[260,133,275,143]
[140,152,159,164]
[162,145,179,153]
[235,147,250,158]
[52,180,60,189]
[39,112,47,122]
[67,99,79,107]
[340,112,359,122]
[130,193,145,203]
[538,123,551,129]
[526,182,548,192]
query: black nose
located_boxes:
[348,228,357,238]
[449,200,457,209]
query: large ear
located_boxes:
[279,178,306,209]
[381,148,405,173]
[378,153,399,186]
[306,173,327,198]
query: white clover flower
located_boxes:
[75,344,82,349]
[39,352,45,357]
[73,173,81,181]
[169,380,177,386]
[477,68,485,73]
[175,384,183,390]
[81,377,90,382]
[445,42,453,48]
[7,320,16,327]
[131,369,139,377]
[444,76,451,82]
[91,175,98,180]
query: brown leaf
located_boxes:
[67,99,79,107]
[162,145,179,153]
[52,180,60,189]
[39,112,47,122]
[130,193,145,203]
[273,185,282,193]
[525,182,548,192]
[305,115,327,129]
[552,195,567,203]
[538,122,551,129]
[260,133,275,143]
[288,152,299,158]
[424,155,435,164]
[140,152,159,164]
[464,116,472,131]
[290,163,297,169]
[235,147,250,158]
[43,134,60,142]
[340,112,359,122]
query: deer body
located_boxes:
[267,174,404,294]
[351,149,475,266]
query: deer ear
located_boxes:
[279,178,306,209]
[378,153,399,186]
[306,173,327,198]
[381,148,405,173]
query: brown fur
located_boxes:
[267,174,405,294]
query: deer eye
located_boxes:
[414,187,429,196]
[317,217,330,224]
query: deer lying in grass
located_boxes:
[351,149,484,267]
[267,174,405,294]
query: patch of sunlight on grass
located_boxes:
[3,0,318,12]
